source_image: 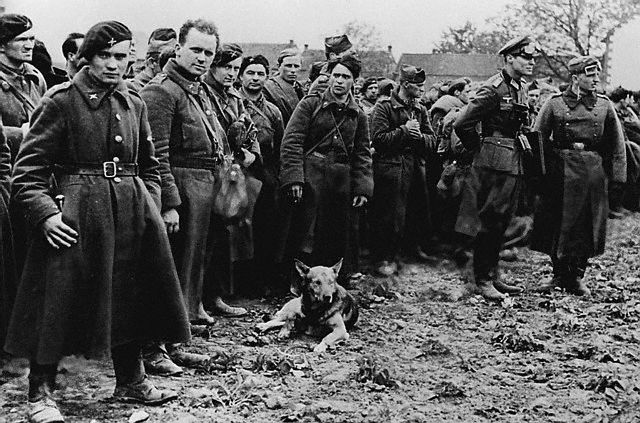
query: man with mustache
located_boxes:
[453,35,537,301]
[532,56,626,296]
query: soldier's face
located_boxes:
[364,84,378,101]
[175,28,217,77]
[404,81,423,99]
[0,30,35,65]
[574,72,599,93]
[211,56,242,88]
[87,40,131,85]
[509,54,535,77]
[279,56,301,83]
[240,63,268,92]
[329,63,354,97]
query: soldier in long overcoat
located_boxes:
[4,21,190,421]
[453,35,537,301]
[370,65,436,276]
[0,126,16,356]
[532,56,626,296]
[278,55,373,282]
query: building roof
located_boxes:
[396,53,503,79]
[238,41,297,71]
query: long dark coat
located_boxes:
[370,88,436,261]
[278,88,373,269]
[0,127,17,347]
[4,68,190,364]
[531,90,626,259]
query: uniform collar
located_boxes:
[501,69,524,91]
[240,87,265,106]
[203,72,243,101]
[320,87,359,112]
[563,88,597,110]
[164,59,202,95]
[73,67,131,110]
[0,61,41,85]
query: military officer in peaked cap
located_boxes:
[5,20,190,421]
[531,56,626,296]
[453,35,537,301]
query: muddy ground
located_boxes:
[2,215,640,423]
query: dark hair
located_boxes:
[178,19,219,49]
[148,27,176,43]
[61,32,84,58]
[609,86,630,103]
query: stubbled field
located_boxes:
[2,215,640,423]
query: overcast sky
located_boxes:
[5,0,639,88]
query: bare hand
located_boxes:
[41,213,78,249]
[352,196,367,207]
[241,148,256,167]
[162,208,180,234]
[289,184,303,204]
[405,119,421,139]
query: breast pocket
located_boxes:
[474,138,519,173]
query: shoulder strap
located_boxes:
[0,72,37,112]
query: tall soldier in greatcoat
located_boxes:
[532,56,626,296]
[4,21,190,422]
[141,19,226,373]
[278,54,373,282]
[370,65,437,276]
[453,35,537,301]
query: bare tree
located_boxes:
[341,21,394,78]
[432,21,511,54]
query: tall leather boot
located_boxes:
[566,259,591,296]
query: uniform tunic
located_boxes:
[531,90,626,259]
[4,68,190,364]
[263,75,303,126]
[278,89,373,268]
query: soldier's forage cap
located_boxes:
[498,35,538,57]
[568,55,601,76]
[377,78,395,96]
[239,54,269,75]
[212,43,243,67]
[328,53,361,79]
[399,65,426,84]
[324,34,352,54]
[361,77,378,93]
[277,47,300,64]
[448,77,468,95]
[147,28,176,57]
[77,21,132,60]
[0,14,33,45]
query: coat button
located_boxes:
[113,157,120,163]
[115,113,121,121]
[113,177,122,183]
[115,135,123,143]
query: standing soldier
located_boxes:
[238,55,285,294]
[141,19,225,372]
[359,77,378,119]
[130,28,176,91]
[453,36,537,301]
[61,32,85,80]
[0,14,47,160]
[4,21,190,421]
[308,35,355,95]
[278,54,372,281]
[532,56,626,296]
[264,48,303,126]
[370,65,436,276]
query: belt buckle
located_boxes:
[103,161,117,178]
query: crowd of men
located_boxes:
[0,12,636,422]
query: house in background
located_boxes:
[395,53,503,86]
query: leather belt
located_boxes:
[55,161,138,178]
[170,156,223,170]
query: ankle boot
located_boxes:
[476,279,505,301]
[494,279,524,294]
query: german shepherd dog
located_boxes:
[256,259,359,353]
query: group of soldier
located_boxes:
[0,11,631,423]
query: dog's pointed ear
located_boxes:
[290,281,301,296]
[295,259,311,279]
[332,258,343,275]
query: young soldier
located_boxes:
[532,56,626,296]
[5,21,190,422]
[263,47,303,126]
[453,35,537,301]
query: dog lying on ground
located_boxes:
[256,259,359,353]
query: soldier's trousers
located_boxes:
[551,256,588,280]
